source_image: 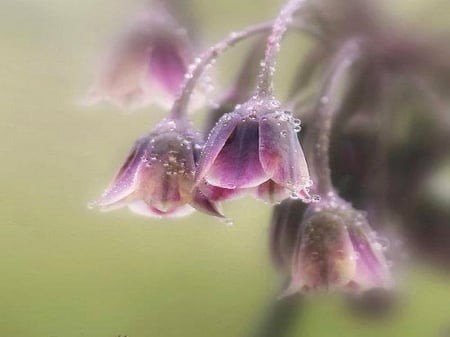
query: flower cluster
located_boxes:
[88,0,450,300]
[88,0,313,219]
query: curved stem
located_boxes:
[171,22,273,119]
[310,40,360,195]
[249,284,303,337]
[256,0,305,96]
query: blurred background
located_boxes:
[1,0,449,336]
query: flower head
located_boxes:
[284,195,393,294]
[85,8,194,109]
[195,96,311,203]
[93,118,223,218]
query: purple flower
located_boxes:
[85,9,194,109]
[195,96,311,202]
[93,118,223,218]
[284,197,393,294]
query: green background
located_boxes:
[1,0,449,336]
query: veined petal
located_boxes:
[347,223,393,290]
[149,38,187,95]
[285,211,356,294]
[96,137,149,208]
[259,112,310,194]
[190,188,224,218]
[205,120,269,189]
[198,181,246,202]
[253,179,290,204]
[194,112,241,185]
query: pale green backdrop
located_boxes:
[1,1,449,336]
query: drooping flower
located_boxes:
[85,8,194,109]
[195,96,311,203]
[269,198,308,271]
[93,118,223,218]
[284,195,393,294]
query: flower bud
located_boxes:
[284,196,393,294]
[269,199,308,272]
[195,96,311,203]
[85,7,194,109]
[93,118,223,218]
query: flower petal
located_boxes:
[205,120,269,188]
[149,38,187,95]
[253,179,290,204]
[259,113,310,194]
[195,112,241,185]
[347,224,392,290]
[96,137,149,208]
[190,188,224,218]
[285,212,356,294]
[198,181,246,202]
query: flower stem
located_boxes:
[170,22,274,119]
[256,0,304,97]
[249,290,303,337]
[309,40,360,195]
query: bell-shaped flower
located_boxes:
[92,118,223,218]
[195,96,311,203]
[284,198,393,294]
[85,8,194,109]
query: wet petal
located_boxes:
[190,188,224,218]
[285,211,356,294]
[347,224,393,290]
[195,112,241,185]
[198,181,246,202]
[205,120,269,189]
[149,38,187,95]
[96,137,149,208]
[253,179,290,204]
[259,113,310,194]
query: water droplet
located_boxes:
[312,195,321,203]
[223,218,234,226]
[87,201,97,210]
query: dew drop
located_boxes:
[223,218,234,226]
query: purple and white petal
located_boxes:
[190,188,224,218]
[194,112,241,186]
[253,180,290,204]
[205,120,269,189]
[96,137,149,208]
[259,112,310,196]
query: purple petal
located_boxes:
[139,160,193,213]
[190,188,224,217]
[96,137,149,208]
[253,180,290,204]
[347,224,391,289]
[195,112,241,185]
[149,39,187,95]
[259,113,310,194]
[205,120,269,189]
[285,212,355,294]
[198,181,246,202]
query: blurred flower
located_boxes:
[195,96,311,203]
[93,118,223,218]
[284,195,393,294]
[269,199,308,272]
[84,7,194,109]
